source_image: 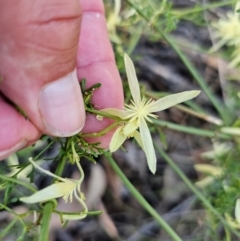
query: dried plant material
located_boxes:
[85,164,107,208]
[98,201,119,239]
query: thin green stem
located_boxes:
[29,158,66,183]
[39,202,54,241]
[0,174,37,193]
[106,155,183,241]
[155,146,240,238]
[39,142,68,240]
[86,107,122,121]
[173,0,238,16]
[76,159,84,184]
[152,119,229,139]
[81,122,120,138]
[54,155,67,181]
[0,203,27,238]
[33,139,54,161]
[125,0,228,124]
[0,219,17,239]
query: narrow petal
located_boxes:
[221,127,240,136]
[101,108,129,119]
[61,212,87,221]
[123,119,138,136]
[235,199,240,223]
[148,91,200,113]
[194,164,223,176]
[133,131,144,149]
[110,127,127,152]
[20,182,76,204]
[124,53,141,104]
[139,118,156,174]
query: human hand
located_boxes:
[0,0,124,160]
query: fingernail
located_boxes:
[0,140,27,160]
[39,70,85,136]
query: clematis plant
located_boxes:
[102,54,200,174]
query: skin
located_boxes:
[0,0,124,160]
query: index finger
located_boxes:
[77,0,124,148]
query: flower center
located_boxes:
[124,97,158,122]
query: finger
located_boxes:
[0,0,85,137]
[0,96,41,160]
[77,0,124,148]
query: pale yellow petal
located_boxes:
[225,213,240,229]
[148,91,200,113]
[139,118,156,174]
[101,108,129,119]
[133,131,144,149]
[195,176,215,188]
[221,127,240,136]
[194,164,223,176]
[61,212,87,221]
[235,199,240,223]
[123,119,138,136]
[124,53,141,104]
[110,127,127,152]
[20,182,76,204]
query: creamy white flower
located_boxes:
[103,54,200,174]
[20,158,87,220]
[210,1,240,67]
[235,199,240,223]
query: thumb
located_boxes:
[0,0,85,136]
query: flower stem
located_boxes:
[106,155,183,241]
[152,119,229,139]
[85,107,121,121]
[39,145,68,240]
[0,174,37,193]
[39,201,54,241]
[155,146,240,238]
[81,122,120,138]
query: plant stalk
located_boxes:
[39,202,54,241]
[106,155,183,241]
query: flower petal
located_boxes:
[123,119,138,136]
[124,53,141,105]
[101,108,129,119]
[235,199,240,223]
[139,118,156,174]
[61,212,87,221]
[109,127,127,152]
[133,131,144,149]
[148,91,200,113]
[20,182,76,204]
